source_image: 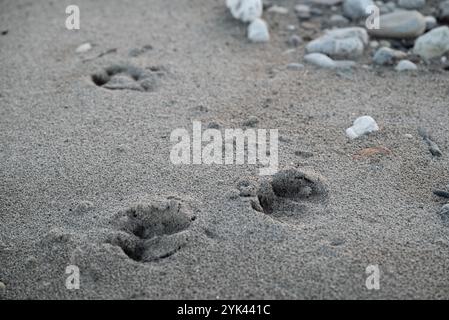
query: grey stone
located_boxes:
[343,0,375,20]
[373,47,407,65]
[398,0,425,10]
[306,36,364,58]
[370,40,379,48]
[385,1,396,11]
[379,40,391,47]
[325,27,369,45]
[312,0,343,5]
[304,53,356,69]
[306,27,368,58]
[413,26,449,59]
[379,5,391,14]
[330,14,350,27]
[424,16,437,31]
[287,34,303,47]
[368,10,426,39]
[243,116,259,127]
[439,1,449,23]
[295,4,311,19]
[248,18,270,42]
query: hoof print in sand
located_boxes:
[254,168,328,216]
[91,64,164,92]
[108,199,194,262]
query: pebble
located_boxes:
[343,0,375,20]
[368,10,426,39]
[311,8,324,16]
[295,4,311,19]
[207,121,220,129]
[379,6,391,14]
[439,0,449,23]
[439,204,449,220]
[306,36,364,58]
[304,53,337,68]
[243,116,259,127]
[304,53,356,69]
[306,27,368,58]
[248,18,270,42]
[398,0,425,10]
[287,34,303,47]
[75,200,94,213]
[385,1,396,12]
[287,63,305,70]
[373,47,407,65]
[237,180,257,197]
[75,42,92,53]
[434,190,449,199]
[226,0,263,22]
[295,149,314,158]
[346,116,379,139]
[370,40,379,48]
[413,26,449,60]
[267,5,289,14]
[379,40,391,48]
[312,0,343,5]
[424,16,438,31]
[0,281,5,297]
[418,127,443,157]
[395,59,418,71]
[330,14,350,27]
[325,27,369,45]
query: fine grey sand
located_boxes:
[1,0,449,299]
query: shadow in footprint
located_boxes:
[107,198,195,262]
[91,64,164,92]
[255,168,328,218]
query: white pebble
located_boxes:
[346,116,379,139]
[267,5,289,14]
[75,43,92,53]
[304,53,336,68]
[248,18,270,42]
[287,63,305,70]
[395,59,418,71]
[304,53,355,69]
[226,0,263,22]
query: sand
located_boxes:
[1,0,449,299]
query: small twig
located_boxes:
[82,48,117,63]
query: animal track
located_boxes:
[107,198,195,262]
[91,64,164,92]
[252,168,328,217]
